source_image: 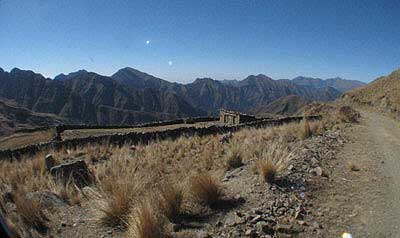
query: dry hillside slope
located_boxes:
[342,68,400,115]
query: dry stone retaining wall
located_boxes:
[0,115,321,160]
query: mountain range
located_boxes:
[0,67,365,127]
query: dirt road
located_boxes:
[316,110,400,237]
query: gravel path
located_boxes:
[316,110,400,237]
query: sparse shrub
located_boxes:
[257,142,293,184]
[312,119,327,135]
[14,194,47,233]
[335,106,360,123]
[100,174,145,227]
[225,144,243,171]
[158,183,183,222]
[101,182,134,227]
[127,203,166,238]
[257,159,277,183]
[57,184,82,206]
[299,119,312,140]
[190,174,223,208]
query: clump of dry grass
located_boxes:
[56,184,82,206]
[98,157,146,228]
[257,159,277,183]
[127,203,167,238]
[189,174,223,208]
[310,119,326,135]
[225,144,243,171]
[157,183,183,222]
[299,119,312,140]
[335,106,360,123]
[14,193,47,233]
[256,142,293,184]
[100,178,144,227]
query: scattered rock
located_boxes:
[27,191,67,208]
[275,224,295,234]
[50,159,92,187]
[1,187,13,203]
[225,213,244,227]
[256,221,274,235]
[310,166,323,176]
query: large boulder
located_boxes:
[50,160,92,187]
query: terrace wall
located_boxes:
[0,115,321,160]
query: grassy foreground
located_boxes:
[0,106,359,237]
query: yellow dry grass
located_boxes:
[0,108,354,235]
[127,203,167,238]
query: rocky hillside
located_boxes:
[0,99,68,136]
[252,95,310,117]
[342,68,400,115]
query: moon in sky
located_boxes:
[146,40,150,45]
[168,61,173,66]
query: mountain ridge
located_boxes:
[0,66,364,125]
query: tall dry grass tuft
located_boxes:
[127,203,167,238]
[100,178,144,227]
[56,184,82,206]
[225,143,243,171]
[157,183,183,222]
[14,193,47,233]
[189,174,223,208]
[98,156,146,227]
[257,142,293,184]
[257,159,277,183]
[299,119,312,140]
[310,119,326,135]
[335,106,360,123]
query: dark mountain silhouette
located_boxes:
[112,67,174,90]
[0,68,203,125]
[292,76,365,92]
[0,66,360,125]
[112,69,342,115]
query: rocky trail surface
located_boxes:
[314,110,400,237]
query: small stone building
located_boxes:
[219,109,256,125]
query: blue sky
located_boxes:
[0,0,399,83]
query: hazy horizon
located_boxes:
[1,0,399,83]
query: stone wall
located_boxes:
[0,115,321,160]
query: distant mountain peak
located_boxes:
[113,67,158,81]
[193,77,215,83]
[112,66,171,90]
[54,70,88,81]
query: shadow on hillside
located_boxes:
[174,196,245,231]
